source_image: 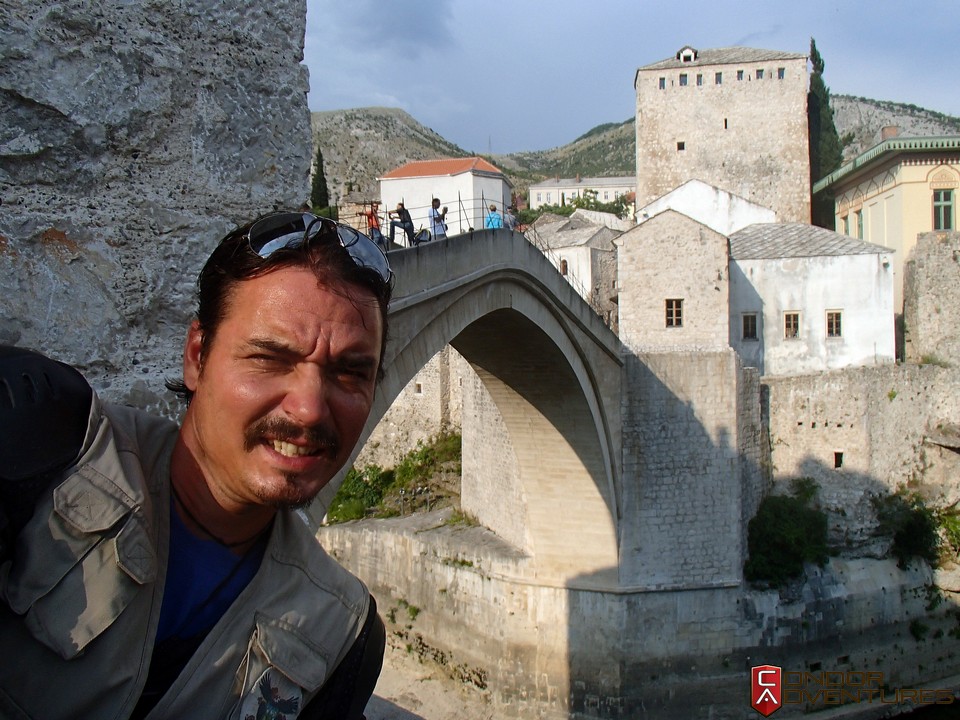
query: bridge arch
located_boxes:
[321,229,624,586]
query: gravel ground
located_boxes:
[364,636,494,720]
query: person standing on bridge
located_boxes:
[388,201,415,246]
[429,198,448,240]
[504,205,518,231]
[484,204,503,229]
[0,211,392,719]
[359,200,386,249]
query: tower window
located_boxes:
[742,313,758,340]
[666,299,683,328]
[677,141,685,151]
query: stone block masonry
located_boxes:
[619,349,754,589]
[765,363,960,549]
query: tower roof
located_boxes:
[638,46,806,72]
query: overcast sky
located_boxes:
[304,0,960,155]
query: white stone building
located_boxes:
[636,179,776,235]
[525,210,621,329]
[379,157,512,239]
[528,175,635,210]
[729,223,896,376]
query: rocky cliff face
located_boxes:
[832,95,960,159]
[0,1,312,415]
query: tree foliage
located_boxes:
[310,145,329,210]
[744,478,829,587]
[808,38,844,228]
[872,488,940,568]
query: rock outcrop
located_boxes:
[0,1,312,415]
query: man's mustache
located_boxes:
[244,416,340,456]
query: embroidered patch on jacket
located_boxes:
[240,669,303,719]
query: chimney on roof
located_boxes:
[881,125,900,141]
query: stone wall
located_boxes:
[765,363,960,549]
[354,346,467,470]
[0,0,311,413]
[619,350,754,588]
[904,231,960,364]
[617,210,730,352]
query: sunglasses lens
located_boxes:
[337,225,391,282]
[247,213,309,257]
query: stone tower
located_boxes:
[635,45,811,223]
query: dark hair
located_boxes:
[166,216,392,401]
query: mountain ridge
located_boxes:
[312,97,960,205]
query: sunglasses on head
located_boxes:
[244,212,392,284]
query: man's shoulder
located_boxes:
[271,512,368,604]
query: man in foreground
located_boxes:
[0,212,393,719]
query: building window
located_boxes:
[603,191,609,200]
[784,312,800,339]
[679,73,688,86]
[777,67,785,79]
[742,313,758,340]
[677,141,685,151]
[696,73,703,86]
[756,69,764,80]
[934,189,954,230]
[560,259,568,276]
[842,215,849,235]
[723,118,728,130]
[715,72,722,85]
[737,70,744,81]
[414,383,423,395]
[834,452,843,468]
[855,209,863,239]
[666,299,683,328]
[826,311,842,338]
[546,193,552,203]
[659,77,666,90]
[536,192,542,203]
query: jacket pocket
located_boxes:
[2,465,156,659]
[230,614,332,719]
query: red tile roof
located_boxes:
[381,157,503,180]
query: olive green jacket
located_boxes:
[0,395,370,719]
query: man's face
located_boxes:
[180,266,383,511]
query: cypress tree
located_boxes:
[808,38,844,228]
[310,145,329,210]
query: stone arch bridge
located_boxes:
[319,228,624,586]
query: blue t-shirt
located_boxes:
[156,503,267,642]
